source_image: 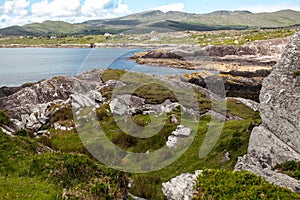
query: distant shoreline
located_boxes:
[0,43,199,49]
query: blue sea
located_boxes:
[0,48,199,87]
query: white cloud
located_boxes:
[2,0,29,16]
[81,0,113,17]
[151,3,185,13]
[31,0,81,17]
[113,0,131,16]
[235,2,300,13]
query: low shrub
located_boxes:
[194,169,300,199]
[274,161,300,180]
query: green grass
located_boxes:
[274,161,300,180]
[44,129,86,153]
[0,176,61,200]
[0,69,296,199]
[0,110,11,126]
[88,69,265,199]
[0,35,106,45]
[0,133,128,199]
[1,27,299,46]
[194,169,300,199]
[190,28,298,46]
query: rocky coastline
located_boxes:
[0,34,299,199]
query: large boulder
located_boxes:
[235,32,300,193]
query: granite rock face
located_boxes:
[235,33,300,193]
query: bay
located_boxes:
[0,48,199,87]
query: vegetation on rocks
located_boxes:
[0,110,11,126]
[293,70,300,77]
[190,28,297,46]
[274,161,300,180]
[193,169,300,199]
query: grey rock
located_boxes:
[235,32,300,193]
[222,151,231,163]
[162,170,202,200]
[109,98,128,115]
[166,135,178,149]
[166,125,192,148]
[172,125,191,137]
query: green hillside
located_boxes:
[23,21,87,34]
[1,9,300,36]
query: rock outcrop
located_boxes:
[130,38,289,72]
[185,70,269,102]
[162,170,202,200]
[235,33,300,193]
[0,69,104,132]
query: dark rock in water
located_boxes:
[131,50,184,60]
[235,32,300,193]
[185,69,268,102]
[220,69,271,78]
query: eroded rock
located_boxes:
[235,32,300,193]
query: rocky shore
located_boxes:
[129,37,289,71]
[183,69,270,102]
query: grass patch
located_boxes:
[0,176,61,200]
[129,116,256,199]
[274,161,300,180]
[101,68,127,82]
[50,105,73,125]
[0,110,11,126]
[46,129,86,153]
[190,28,298,46]
[194,169,300,199]
[0,133,129,199]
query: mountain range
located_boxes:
[1,9,300,36]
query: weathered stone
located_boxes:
[166,125,192,148]
[235,32,300,193]
[170,114,179,124]
[162,170,202,200]
[172,125,191,137]
[109,98,128,115]
[166,135,178,149]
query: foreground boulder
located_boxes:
[235,32,300,193]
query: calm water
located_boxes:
[0,48,199,87]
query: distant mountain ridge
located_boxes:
[1,9,300,36]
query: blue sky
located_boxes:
[0,0,300,28]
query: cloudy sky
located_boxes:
[0,0,300,28]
